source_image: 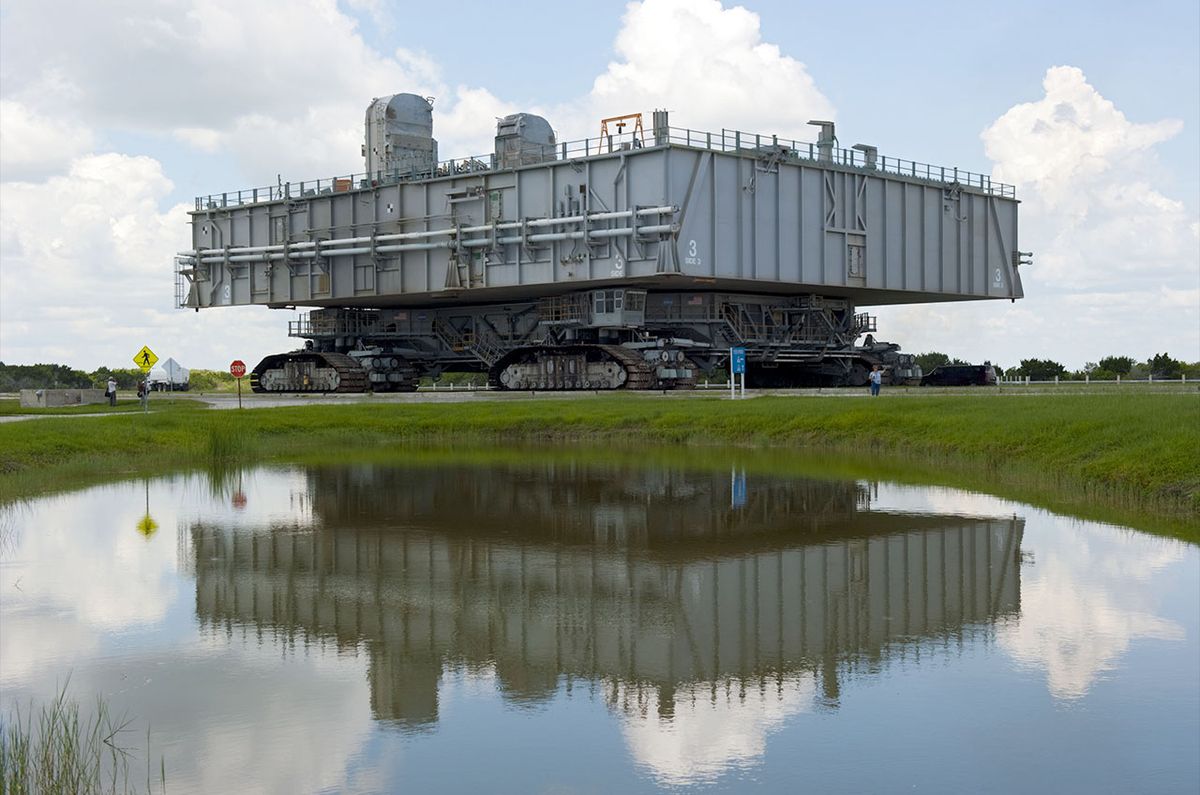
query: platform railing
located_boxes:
[195,125,1015,210]
[173,256,192,309]
[289,311,380,338]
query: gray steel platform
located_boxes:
[177,124,1022,312]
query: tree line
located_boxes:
[0,362,237,391]
[915,352,1200,381]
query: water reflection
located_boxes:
[4,458,1197,793]
[999,524,1184,699]
[187,463,1022,781]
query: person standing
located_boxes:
[106,376,118,406]
[137,379,149,410]
[869,365,883,397]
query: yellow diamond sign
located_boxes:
[133,345,158,372]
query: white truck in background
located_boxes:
[147,358,190,391]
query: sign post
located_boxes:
[132,345,158,413]
[730,347,746,400]
[230,360,247,409]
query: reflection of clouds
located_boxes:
[2,488,180,630]
[1000,521,1186,700]
[176,642,374,795]
[1092,536,1188,582]
[0,608,100,684]
[1,469,313,638]
[0,469,320,699]
[619,676,814,786]
[870,483,1014,517]
[922,489,1014,517]
[0,469,379,794]
[437,664,500,702]
[2,615,374,795]
[171,468,314,530]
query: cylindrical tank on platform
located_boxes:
[494,113,556,169]
[363,93,439,178]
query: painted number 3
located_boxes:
[688,240,698,257]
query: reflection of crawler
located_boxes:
[188,464,1024,730]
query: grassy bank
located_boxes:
[1,393,1196,539]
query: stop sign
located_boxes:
[230,360,247,379]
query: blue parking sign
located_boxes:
[731,347,746,375]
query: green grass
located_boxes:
[0,393,1196,540]
[0,681,164,795]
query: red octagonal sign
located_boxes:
[230,360,247,379]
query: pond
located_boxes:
[1,453,1196,793]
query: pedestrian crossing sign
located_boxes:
[134,345,158,372]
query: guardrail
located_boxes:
[999,375,1192,384]
[662,128,1012,197]
[194,125,1015,210]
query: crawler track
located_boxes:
[490,344,656,391]
[251,351,369,393]
[596,344,655,390]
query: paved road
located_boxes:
[191,388,732,409]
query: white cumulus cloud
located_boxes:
[0,100,96,180]
[876,66,1199,367]
[0,153,295,367]
[983,66,1195,291]
[573,0,834,139]
[0,0,505,181]
[983,67,1182,210]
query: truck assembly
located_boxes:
[175,94,1026,392]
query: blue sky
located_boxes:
[1,0,1197,370]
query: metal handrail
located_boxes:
[195,125,1015,210]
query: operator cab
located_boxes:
[591,289,646,327]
